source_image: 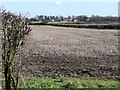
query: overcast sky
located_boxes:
[0,0,119,18]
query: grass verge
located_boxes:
[18,77,120,89]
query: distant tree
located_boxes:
[59,16,64,21]
[55,16,60,22]
[76,15,88,22]
[72,15,75,19]
[39,15,44,21]
[68,16,71,19]
[29,17,37,21]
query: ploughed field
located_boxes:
[19,26,119,79]
[0,31,2,76]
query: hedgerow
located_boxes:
[0,9,31,90]
[29,22,120,29]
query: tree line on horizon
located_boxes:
[30,15,118,24]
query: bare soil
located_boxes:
[8,26,120,79]
[0,31,2,76]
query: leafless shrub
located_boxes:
[0,9,31,90]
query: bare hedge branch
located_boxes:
[0,9,31,90]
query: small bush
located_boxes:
[41,19,48,25]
